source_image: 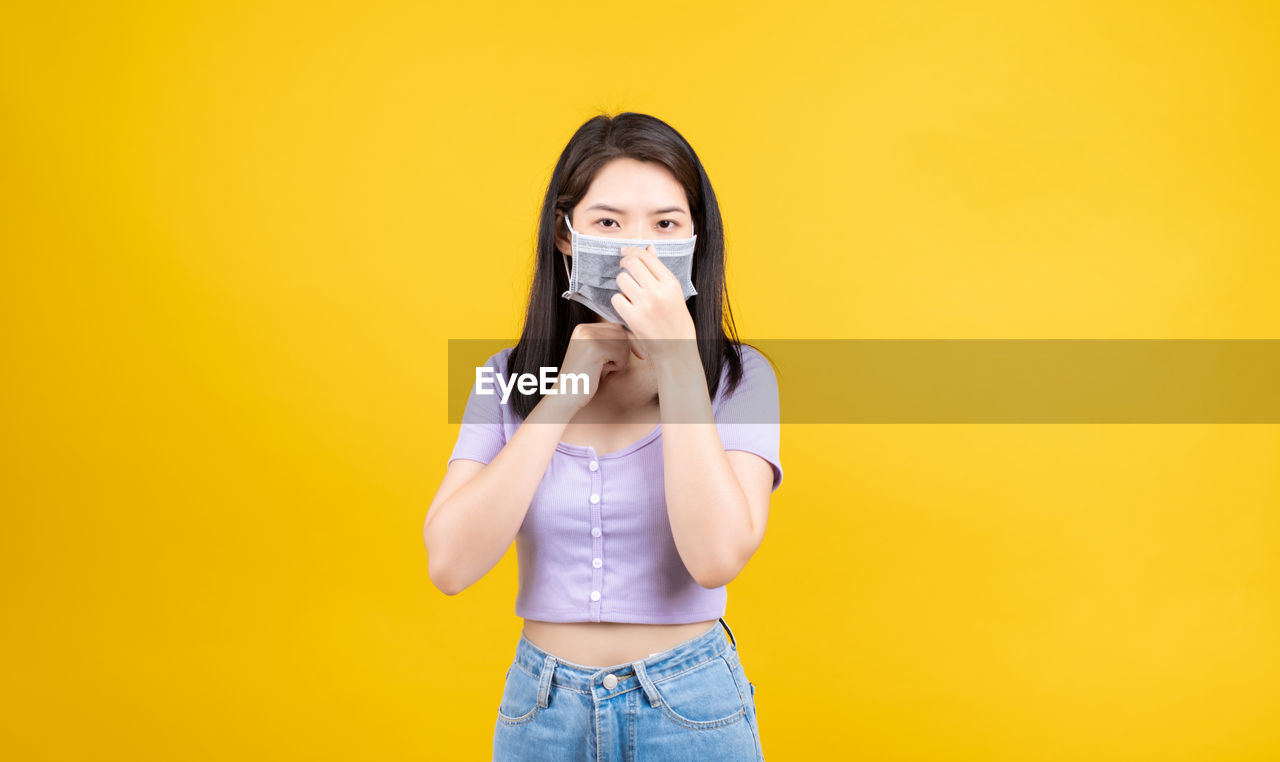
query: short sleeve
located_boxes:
[448,348,512,465]
[713,345,783,492]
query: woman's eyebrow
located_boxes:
[584,203,688,216]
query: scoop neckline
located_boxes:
[555,423,662,459]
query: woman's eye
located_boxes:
[658,220,677,230]
[597,219,618,229]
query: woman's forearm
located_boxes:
[654,349,757,589]
[424,396,572,594]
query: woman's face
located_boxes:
[554,157,693,258]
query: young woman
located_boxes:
[424,112,782,760]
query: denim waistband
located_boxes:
[513,617,739,701]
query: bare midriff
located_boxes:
[521,619,721,668]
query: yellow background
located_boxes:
[2,1,1277,759]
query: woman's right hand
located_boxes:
[426,327,638,595]
[550,321,644,414]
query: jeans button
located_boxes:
[603,673,618,689]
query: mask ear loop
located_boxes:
[560,215,574,284]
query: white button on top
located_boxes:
[590,590,601,601]
[589,460,599,471]
[592,558,602,568]
[603,673,618,689]
[590,494,600,504]
[591,527,602,538]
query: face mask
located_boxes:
[560,214,699,324]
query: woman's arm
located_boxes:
[423,395,572,595]
[611,246,776,589]
[654,348,774,589]
[423,322,640,595]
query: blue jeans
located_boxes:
[492,617,764,761]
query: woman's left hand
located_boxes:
[611,245,697,361]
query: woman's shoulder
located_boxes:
[481,345,516,373]
[735,342,770,368]
[724,342,775,381]
[713,342,778,407]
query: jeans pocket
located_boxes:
[652,658,748,730]
[496,664,544,726]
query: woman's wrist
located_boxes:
[529,390,582,423]
[653,343,712,423]
[652,341,702,381]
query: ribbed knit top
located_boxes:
[448,344,782,624]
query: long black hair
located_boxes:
[507,112,745,420]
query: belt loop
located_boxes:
[630,659,662,708]
[718,616,738,650]
[537,654,556,708]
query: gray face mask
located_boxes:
[560,214,699,324]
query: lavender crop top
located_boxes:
[447,343,783,624]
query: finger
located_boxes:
[580,322,630,341]
[621,250,661,285]
[578,327,631,364]
[610,291,637,329]
[591,321,630,335]
[636,245,676,283]
[626,332,646,360]
[616,269,643,298]
[597,340,631,375]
